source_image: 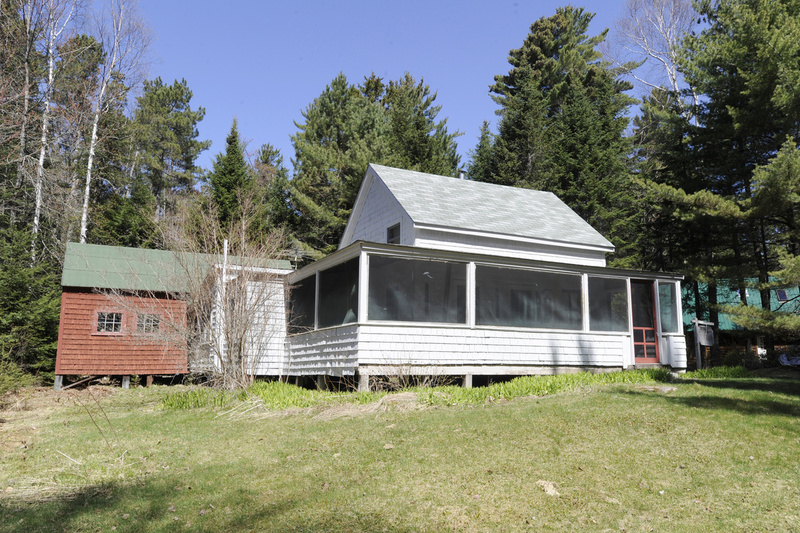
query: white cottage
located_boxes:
[285,164,687,390]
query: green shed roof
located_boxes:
[62,243,292,293]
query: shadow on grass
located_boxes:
[681,376,800,399]
[1,476,415,533]
[618,377,800,420]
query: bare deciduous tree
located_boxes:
[98,189,289,390]
[164,192,289,390]
[31,0,78,261]
[603,0,699,117]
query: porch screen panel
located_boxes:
[475,266,582,329]
[368,256,466,323]
[658,282,679,333]
[588,277,629,331]
[318,258,359,328]
[288,275,316,334]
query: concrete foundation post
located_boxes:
[462,374,473,389]
[122,376,130,389]
[54,375,63,391]
[358,373,369,392]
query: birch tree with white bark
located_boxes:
[603,0,699,117]
[31,0,78,260]
[78,0,148,243]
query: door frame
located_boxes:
[631,280,660,364]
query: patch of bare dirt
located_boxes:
[634,385,678,393]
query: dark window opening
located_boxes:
[777,289,789,302]
[288,275,317,334]
[368,255,466,323]
[387,223,401,244]
[588,277,629,332]
[318,258,359,328]
[476,266,582,330]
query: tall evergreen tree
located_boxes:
[631,0,800,357]
[291,72,461,256]
[377,72,461,176]
[253,143,294,234]
[290,73,389,255]
[471,7,635,263]
[133,77,210,221]
[208,118,251,230]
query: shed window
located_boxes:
[476,266,582,329]
[137,313,160,333]
[588,277,629,332]
[387,223,400,244]
[776,289,789,302]
[368,256,466,323]
[97,312,123,333]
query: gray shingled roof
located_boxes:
[370,164,613,249]
[62,243,291,292]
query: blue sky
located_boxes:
[137,1,627,173]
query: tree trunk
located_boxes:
[79,108,102,243]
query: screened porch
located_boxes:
[285,243,686,387]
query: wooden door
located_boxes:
[631,281,659,364]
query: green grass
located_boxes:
[1,369,799,532]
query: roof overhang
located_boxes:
[413,222,616,254]
[289,241,683,283]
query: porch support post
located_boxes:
[316,374,326,390]
[145,375,153,387]
[358,372,369,392]
[462,374,473,389]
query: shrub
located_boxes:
[0,357,37,396]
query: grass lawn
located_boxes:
[1,369,799,532]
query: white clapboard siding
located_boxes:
[357,324,626,367]
[245,278,289,375]
[286,325,359,376]
[287,323,630,375]
[347,179,413,246]
[661,334,687,369]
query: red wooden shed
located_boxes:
[55,243,191,389]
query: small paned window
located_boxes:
[137,313,160,333]
[97,312,123,333]
[776,289,789,302]
[387,224,400,244]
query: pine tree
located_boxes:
[472,7,635,263]
[290,73,390,255]
[208,119,251,230]
[379,72,461,176]
[133,77,210,221]
[290,72,462,256]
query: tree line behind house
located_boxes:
[2,0,799,381]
